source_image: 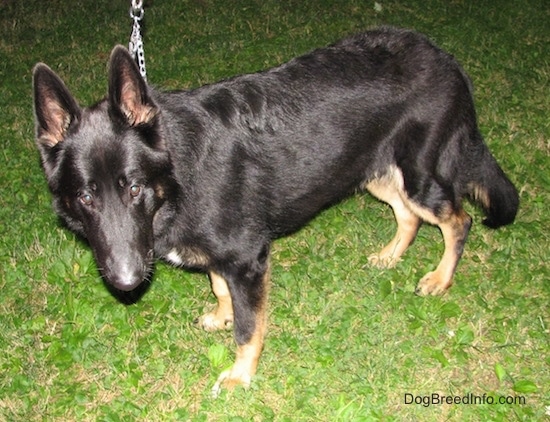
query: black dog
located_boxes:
[33,27,518,394]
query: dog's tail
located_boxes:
[468,146,519,229]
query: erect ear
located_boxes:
[33,63,81,149]
[108,45,158,126]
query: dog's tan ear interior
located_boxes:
[108,46,158,127]
[33,63,80,148]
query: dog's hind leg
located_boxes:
[394,180,472,295]
[366,165,472,295]
[197,272,234,331]
[365,171,421,268]
[414,208,472,296]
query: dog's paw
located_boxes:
[415,271,451,296]
[196,311,233,331]
[368,253,400,269]
[211,366,252,398]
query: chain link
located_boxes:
[129,0,147,81]
[130,0,144,20]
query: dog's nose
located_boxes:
[102,257,146,292]
[110,273,143,291]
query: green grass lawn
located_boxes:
[1,0,548,420]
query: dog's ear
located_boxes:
[33,63,81,149]
[33,63,82,178]
[108,45,158,127]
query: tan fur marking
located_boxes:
[212,330,264,394]
[154,183,165,199]
[120,78,158,126]
[366,168,421,267]
[122,103,157,126]
[415,209,471,295]
[468,182,491,210]
[365,165,471,295]
[198,272,234,331]
[39,98,72,147]
[166,246,210,268]
[211,264,270,396]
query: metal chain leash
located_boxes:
[129,0,147,81]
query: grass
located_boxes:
[0,0,548,420]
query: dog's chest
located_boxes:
[165,246,211,269]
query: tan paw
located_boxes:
[196,311,233,332]
[211,366,251,397]
[415,271,452,296]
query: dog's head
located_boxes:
[33,47,177,292]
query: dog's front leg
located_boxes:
[197,272,234,331]
[211,257,270,396]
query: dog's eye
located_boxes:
[130,185,141,198]
[79,193,93,206]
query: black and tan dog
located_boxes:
[33,27,518,394]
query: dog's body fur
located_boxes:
[33,27,518,393]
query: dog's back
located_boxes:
[154,27,516,238]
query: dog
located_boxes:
[33,26,518,394]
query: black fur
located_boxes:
[33,27,518,388]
